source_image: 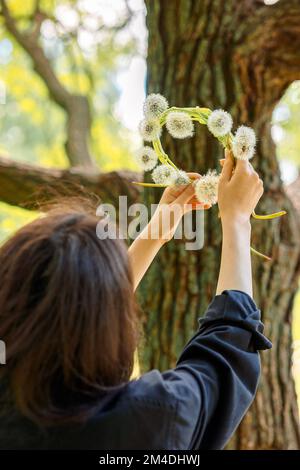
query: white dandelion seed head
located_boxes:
[194,170,220,205]
[232,125,256,160]
[152,164,177,185]
[173,170,191,186]
[143,93,169,119]
[235,125,256,147]
[166,111,194,139]
[138,119,162,142]
[135,146,158,171]
[207,109,233,137]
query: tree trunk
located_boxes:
[140,0,300,449]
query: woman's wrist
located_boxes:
[221,216,251,236]
[217,216,253,297]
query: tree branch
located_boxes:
[0,155,141,209]
[0,0,96,170]
[234,0,300,112]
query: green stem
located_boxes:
[252,210,287,220]
[250,246,272,261]
[160,106,211,126]
[153,139,179,171]
[132,181,168,187]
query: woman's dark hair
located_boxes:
[0,199,140,426]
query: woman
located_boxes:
[0,151,271,450]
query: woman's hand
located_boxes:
[218,150,264,225]
[216,149,264,297]
[148,172,211,243]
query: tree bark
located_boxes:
[140,0,300,449]
[0,155,141,208]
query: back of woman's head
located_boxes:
[0,200,139,426]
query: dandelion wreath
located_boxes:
[134,93,286,260]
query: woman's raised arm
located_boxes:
[128,173,210,290]
[216,150,264,297]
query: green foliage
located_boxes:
[0,0,140,240]
[0,202,37,243]
[292,288,300,406]
[273,83,300,404]
[0,0,138,171]
[273,81,300,167]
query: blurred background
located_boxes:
[0,0,299,449]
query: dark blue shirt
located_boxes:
[0,290,271,450]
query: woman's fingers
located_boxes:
[162,172,201,202]
[235,159,258,179]
[175,185,210,208]
[172,174,201,204]
[175,183,196,205]
[186,172,201,180]
[164,171,213,208]
[186,194,211,210]
[220,150,234,181]
[162,180,190,201]
[235,158,249,172]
